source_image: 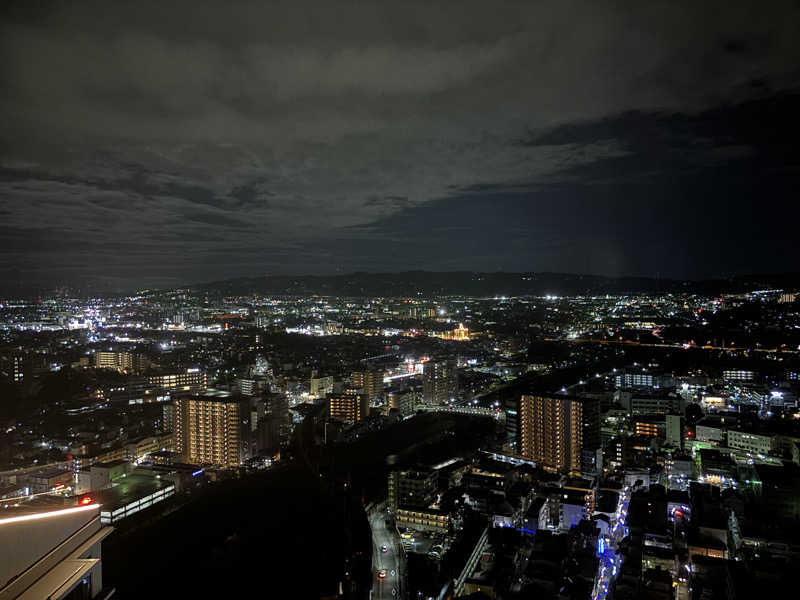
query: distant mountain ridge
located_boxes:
[197,271,800,297]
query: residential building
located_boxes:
[237,377,268,397]
[634,418,663,438]
[727,430,774,455]
[116,368,208,404]
[666,414,683,449]
[387,389,418,416]
[173,390,252,468]
[310,375,334,399]
[629,392,683,416]
[388,467,438,510]
[146,369,207,394]
[615,370,674,390]
[722,370,756,382]
[395,507,450,533]
[423,358,458,405]
[328,391,369,424]
[518,395,600,474]
[93,351,149,373]
[351,370,384,401]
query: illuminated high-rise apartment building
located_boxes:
[328,391,369,425]
[423,358,458,405]
[174,390,252,468]
[519,395,600,474]
[352,370,384,401]
[93,351,150,373]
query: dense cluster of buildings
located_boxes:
[1,287,799,598]
[379,348,800,599]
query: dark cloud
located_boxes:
[229,180,270,206]
[182,211,255,228]
[1,0,800,290]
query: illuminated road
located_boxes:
[543,337,799,354]
[370,506,402,600]
[383,372,419,383]
[592,485,630,600]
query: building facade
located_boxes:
[395,507,450,533]
[115,368,208,405]
[174,391,251,468]
[423,358,458,405]
[93,351,150,373]
[328,391,369,424]
[310,375,334,399]
[388,468,438,510]
[519,395,600,474]
[666,414,683,448]
[727,430,774,455]
[351,370,384,401]
[629,393,684,416]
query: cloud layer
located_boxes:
[1,0,800,290]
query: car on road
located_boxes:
[381,545,388,553]
[378,569,387,579]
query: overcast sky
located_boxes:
[2,0,800,291]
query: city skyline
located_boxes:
[1,279,799,598]
[2,4,800,598]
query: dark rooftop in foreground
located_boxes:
[91,473,173,513]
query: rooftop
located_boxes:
[90,472,173,512]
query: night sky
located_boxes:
[2,1,800,291]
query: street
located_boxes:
[370,506,402,600]
[592,485,631,600]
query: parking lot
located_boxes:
[399,528,451,559]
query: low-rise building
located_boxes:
[91,472,176,525]
[22,468,74,495]
[727,430,775,455]
[395,507,450,533]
